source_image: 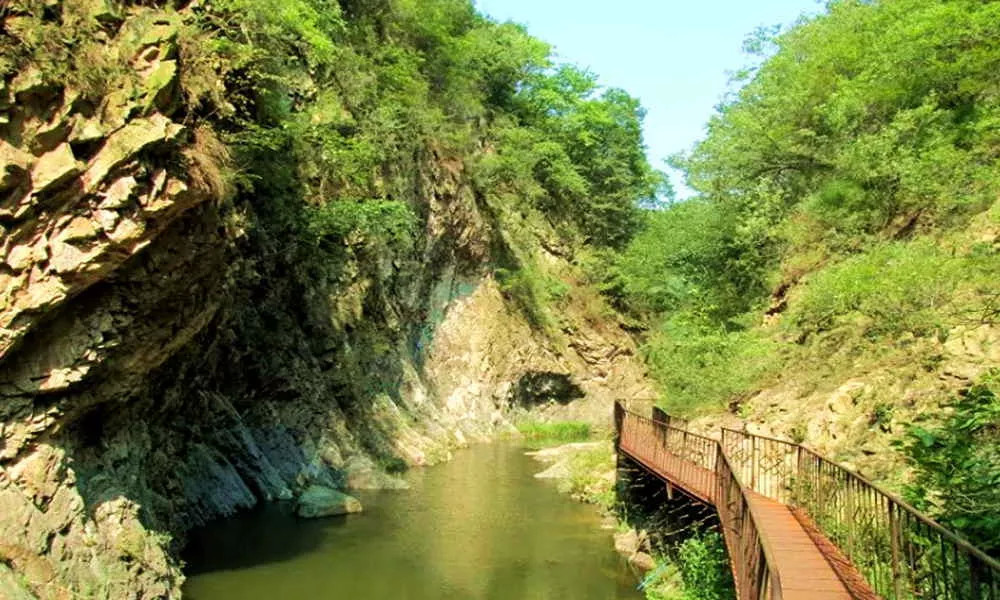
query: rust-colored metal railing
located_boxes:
[721,427,1000,600]
[615,403,783,600]
[716,442,783,600]
[653,406,690,432]
[618,406,718,502]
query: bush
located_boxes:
[642,531,735,600]
[674,532,735,600]
[306,200,416,248]
[616,199,778,323]
[787,241,963,341]
[644,314,781,416]
[901,369,1000,556]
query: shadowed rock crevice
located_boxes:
[513,371,585,407]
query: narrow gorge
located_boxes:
[5,0,1000,598]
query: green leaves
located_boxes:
[787,240,963,341]
[306,200,416,248]
[624,0,1000,422]
[200,0,657,255]
[615,197,777,323]
[480,64,659,248]
[643,313,780,417]
[680,0,1000,238]
[675,532,736,600]
[902,370,1000,555]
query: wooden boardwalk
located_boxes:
[744,492,852,599]
[616,406,867,600]
[616,404,1000,600]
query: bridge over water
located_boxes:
[614,403,1000,600]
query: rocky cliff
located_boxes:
[0,3,654,598]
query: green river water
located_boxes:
[182,443,645,599]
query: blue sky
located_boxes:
[473,0,823,196]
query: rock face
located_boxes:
[424,277,654,434]
[0,4,655,599]
[295,486,363,519]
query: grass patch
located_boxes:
[517,420,592,449]
[556,441,615,507]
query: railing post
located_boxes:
[845,477,856,559]
[614,402,624,473]
[890,503,903,600]
[791,445,803,506]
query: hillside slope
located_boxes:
[612,0,1000,557]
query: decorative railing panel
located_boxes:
[721,429,799,504]
[619,407,717,502]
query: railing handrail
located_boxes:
[645,414,718,445]
[715,440,785,599]
[722,426,1000,573]
[720,426,796,447]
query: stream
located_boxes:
[183,443,644,599]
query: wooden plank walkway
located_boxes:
[616,403,1000,600]
[617,413,861,600]
[744,491,852,599]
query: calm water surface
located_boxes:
[183,443,643,600]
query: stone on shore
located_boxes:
[295,485,363,518]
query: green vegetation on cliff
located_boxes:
[154,0,659,341]
[153,0,660,249]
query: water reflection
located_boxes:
[183,443,642,600]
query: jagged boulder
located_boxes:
[30,143,80,194]
[0,141,31,191]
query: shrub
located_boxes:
[306,200,416,248]
[787,241,963,341]
[642,531,736,600]
[616,199,778,323]
[674,532,735,600]
[644,313,781,416]
[901,369,1000,556]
